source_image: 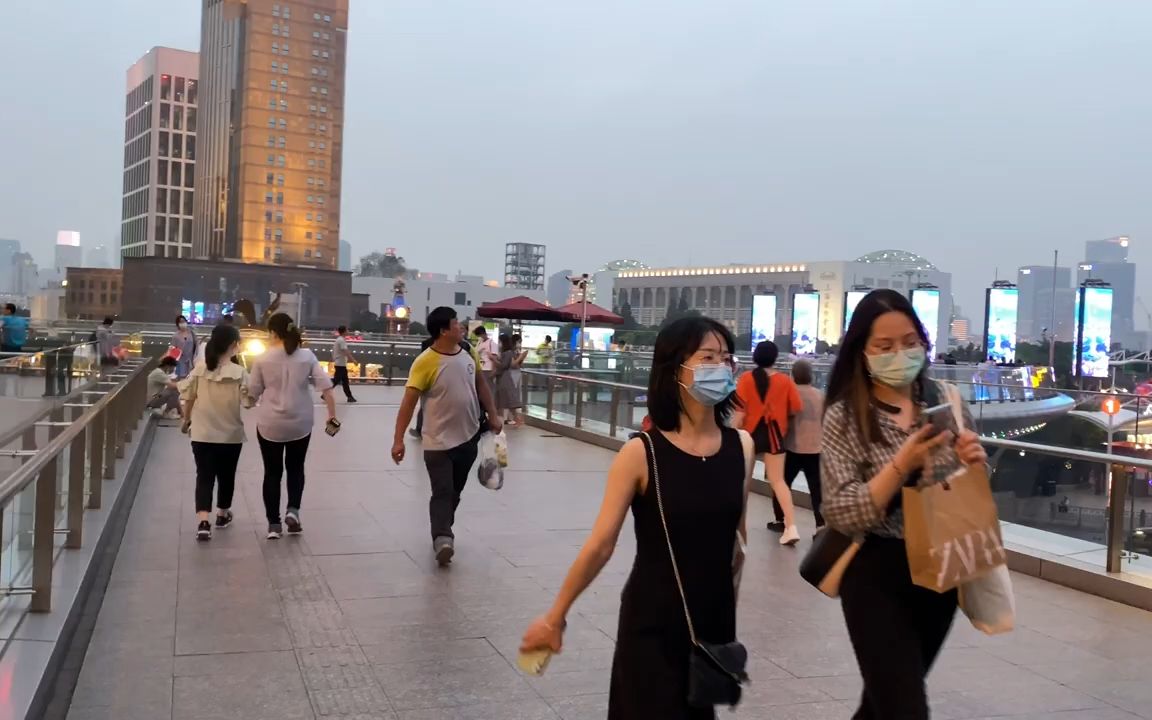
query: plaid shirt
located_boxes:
[819,383,975,539]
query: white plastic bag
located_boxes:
[477,431,507,490]
[959,564,1016,635]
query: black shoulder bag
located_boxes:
[641,433,749,709]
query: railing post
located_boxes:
[609,387,620,437]
[387,344,395,386]
[1107,463,1129,573]
[103,400,117,479]
[30,456,57,613]
[546,376,554,421]
[89,410,105,508]
[575,381,585,428]
[66,429,86,548]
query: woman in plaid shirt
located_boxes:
[820,289,986,720]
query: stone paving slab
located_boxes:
[66,387,1152,720]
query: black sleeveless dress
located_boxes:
[608,428,745,720]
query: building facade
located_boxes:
[65,268,124,321]
[1079,236,1136,349]
[504,243,546,290]
[193,0,349,269]
[547,269,573,308]
[614,250,954,351]
[54,231,83,274]
[119,256,351,327]
[1017,264,1075,344]
[353,275,548,326]
[121,47,200,260]
[0,239,19,295]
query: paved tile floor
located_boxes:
[67,388,1152,719]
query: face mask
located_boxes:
[681,363,736,406]
[867,347,926,388]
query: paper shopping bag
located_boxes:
[903,463,1006,593]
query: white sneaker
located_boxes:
[780,525,801,546]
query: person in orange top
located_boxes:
[732,341,802,545]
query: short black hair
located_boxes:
[337,325,347,334]
[473,325,487,337]
[4,303,15,314]
[648,316,737,432]
[102,316,114,326]
[753,340,779,368]
[159,356,178,368]
[544,335,552,343]
[427,307,457,339]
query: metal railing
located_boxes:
[0,356,152,613]
[519,370,1152,578]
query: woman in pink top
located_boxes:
[783,359,825,530]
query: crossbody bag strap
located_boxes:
[640,432,699,647]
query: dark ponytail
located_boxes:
[205,325,241,371]
[267,313,303,355]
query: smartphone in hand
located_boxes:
[325,418,341,437]
[923,403,954,437]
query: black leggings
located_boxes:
[191,442,242,513]
[780,452,823,526]
[840,536,958,720]
[258,432,311,524]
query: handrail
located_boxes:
[0,342,101,450]
[522,369,643,391]
[0,360,150,509]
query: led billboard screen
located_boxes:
[792,292,819,355]
[844,290,869,334]
[911,288,941,358]
[750,294,777,350]
[985,287,1019,365]
[1075,286,1113,378]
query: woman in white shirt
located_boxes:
[247,313,337,540]
[182,324,247,542]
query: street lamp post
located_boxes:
[568,273,590,361]
[291,282,309,329]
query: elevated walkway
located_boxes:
[61,387,1152,720]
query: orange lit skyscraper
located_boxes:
[193,0,347,268]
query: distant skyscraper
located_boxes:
[194,0,349,268]
[504,243,546,290]
[55,231,83,273]
[547,269,572,307]
[12,252,38,296]
[86,244,113,269]
[1079,235,1136,347]
[339,240,352,272]
[0,239,19,294]
[121,47,199,260]
[1017,264,1074,343]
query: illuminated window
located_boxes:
[277,136,286,148]
[319,105,327,113]
[319,123,327,132]
[282,26,290,37]
[323,14,330,22]
[277,174,285,186]
[307,177,314,185]
[280,81,288,91]
[307,195,314,203]
[278,118,287,129]
[275,229,283,241]
[312,49,319,58]
[272,42,279,52]
[277,155,285,167]
[316,232,324,241]
[311,67,318,76]
[282,44,290,53]
[279,99,288,110]
[322,51,329,59]
[310,85,317,94]
[318,196,325,205]
[313,31,320,39]
[272,4,280,16]
[320,87,328,96]
[281,63,289,74]
[282,6,290,18]
[268,117,276,127]
[272,61,279,72]
[272,23,280,35]
[265,192,274,203]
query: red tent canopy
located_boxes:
[476,296,564,321]
[556,301,625,325]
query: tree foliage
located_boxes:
[356,252,408,278]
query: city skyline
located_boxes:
[0,1,1150,322]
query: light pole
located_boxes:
[568,273,590,360]
[291,282,309,329]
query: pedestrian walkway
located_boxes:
[67,388,1152,719]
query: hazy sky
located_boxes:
[1,1,1149,319]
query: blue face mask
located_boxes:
[866,346,926,388]
[681,363,736,406]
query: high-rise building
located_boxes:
[0,239,19,294]
[1079,236,1137,348]
[547,269,572,307]
[55,231,83,273]
[86,244,113,269]
[13,252,38,297]
[339,240,352,272]
[504,243,546,290]
[121,47,200,260]
[1017,264,1075,344]
[194,0,349,268]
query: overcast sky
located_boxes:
[1,1,1149,319]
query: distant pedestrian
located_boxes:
[331,325,358,403]
[95,317,121,367]
[182,325,247,541]
[473,326,497,395]
[147,356,182,418]
[494,334,525,427]
[392,307,502,566]
[783,359,824,532]
[170,315,198,378]
[536,335,555,369]
[247,313,338,540]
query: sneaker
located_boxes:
[347,397,358,403]
[215,510,234,528]
[780,525,801,546]
[196,520,212,542]
[433,536,455,566]
[267,523,283,540]
[285,509,302,534]
[766,521,785,533]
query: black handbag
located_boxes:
[799,527,863,598]
[641,433,749,709]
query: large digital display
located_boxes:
[1075,286,1113,378]
[750,294,777,350]
[911,288,941,358]
[519,324,561,363]
[571,327,615,352]
[984,287,1019,365]
[791,292,819,355]
[844,290,869,334]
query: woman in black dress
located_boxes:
[521,317,753,719]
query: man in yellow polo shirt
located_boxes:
[392,307,502,565]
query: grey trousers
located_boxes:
[423,437,479,540]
